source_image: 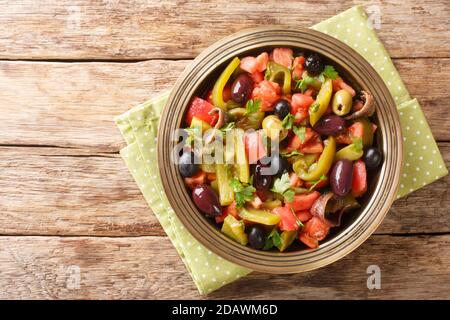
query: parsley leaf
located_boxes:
[245,99,261,115]
[295,75,315,93]
[309,102,320,114]
[321,65,338,80]
[271,172,291,194]
[293,126,306,143]
[352,138,363,153]
[281,150,303,158]
[271,172,295,201]
[283,189,295,202]
[307,174,327,192]
[229,178,256,208]
[281,113,295,130]
[263,229,283,250]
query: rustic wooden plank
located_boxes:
[0,234,449,299]
[0,143,448,237]
[0,58,448,153]
[0,147,161,237]
[0,1,448,60]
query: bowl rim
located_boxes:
[157,26,402,274]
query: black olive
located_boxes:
[363,147,383,171]
[273,99,291,120]
[305,53,325,76]
[247,225,266,250]
[179,151,200,177]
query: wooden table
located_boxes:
[0,0,449,300]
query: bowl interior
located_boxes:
[158,27,402,273]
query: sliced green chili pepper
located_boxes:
[265,61,291,95]
[239,208,281,225]
[221,215,248,245]
[335,142,363,161]
[212,57,241,110]
[234,129,250,184]
[299,136,336,181]
[216,164,234,206]
[292,154,318,175]
[278,230,298,252]
[309,78,333,126]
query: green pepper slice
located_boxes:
[239,208,281,225]
[335,143,364,161]
[278,230,298,252]
[221,215,248,245]
[357,117,374,147]
[309,78,333,126]
[212,57,240,110]
[299,136,336,181]
[216,164,234,206]
[265,61,291,95]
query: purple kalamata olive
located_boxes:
[231,73,254,103]
[330,160,353,196]
[192,184,222,216]
[313,114,346,136]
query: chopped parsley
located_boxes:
[229,178,256,208]
[263,229,283,250]
[270,172,295,202]
[293,126,306,143]
[281,113,295,130]
[295,75,315,93]
[245,99,261,115]
[321,65,338,80]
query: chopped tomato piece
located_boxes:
[352,160,367,197]
[298,232,319,249]
[249,194,263,209]
[296,210,313,222]
[292,56,305,80]
[215,201,239,224]
[185,97,218,126]
[304,88,315,96]
[335,122,364,145]
[285,128,318,152]
[302,216,330,241]
[255,52,269,72]
[251,71,264,84]
[289,172,302,188]
[244,130,267,164]
[299,136,323,154]
[240,52,269,73]
[272,48,294,68]
[332,77,356,97]
[273,206,299,231]
[291,93,314,114]
[252,80,281,111]
[184,171,207,189]
[240,56,259,74]
[286,191,321,212]
[222,85,232,102]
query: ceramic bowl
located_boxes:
[158,27,402,273]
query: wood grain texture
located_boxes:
[0,58,448,153]
[0,234,449,299]
[0,143,448,237]
[0,0,448,60]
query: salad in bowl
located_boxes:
[177,47,382,252]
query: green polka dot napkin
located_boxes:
[114,5,448,294]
